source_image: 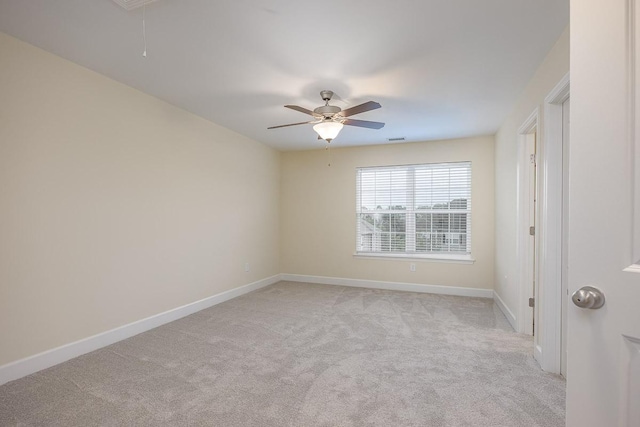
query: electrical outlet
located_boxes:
[410,263,416,272]
[244,262,250,272]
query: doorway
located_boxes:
[517,109,539,339]
[538,73,570,375]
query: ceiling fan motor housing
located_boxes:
[314,105,341,118]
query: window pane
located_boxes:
[416,232,428,252]
[390,213,406,233]
[357,213,376,251]
[414,213,469,253]
[416,213,431,233]
[357,213,407,252]
[390,233,406,252]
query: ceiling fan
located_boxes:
[268,90,385,142]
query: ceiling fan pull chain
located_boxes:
[142,5,147,57]
[326,143,331,167]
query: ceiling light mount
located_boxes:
[319,90,334,102]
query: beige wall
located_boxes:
[0,33,280,366]
[280,136,495,290]
[494,27,569,316]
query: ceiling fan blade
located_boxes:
[343,119,385,129]
[340,101,381,117]
[284,105,321,117]
[267,121,313,129]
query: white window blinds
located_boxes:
[356,162,471,256]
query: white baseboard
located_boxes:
[280,274,493,298]
[0,275,281,386]
[534,344,543,366]
[493,290,517,331]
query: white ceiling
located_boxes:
[0,0,568,151]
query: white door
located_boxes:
[568,1,640,426]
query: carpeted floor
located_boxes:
[0,281,565,426]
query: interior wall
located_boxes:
[0,32,280,366]
[494,27,569,318]
[280,136,495,290]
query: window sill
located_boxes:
[353,252,475,264]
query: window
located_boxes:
[356,162,471,259]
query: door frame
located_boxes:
[516,108,539,339]
[538,73,570,374]
[628,0,640,273]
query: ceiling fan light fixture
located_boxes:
[313,121,343,142]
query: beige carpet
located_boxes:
[0,281,565,426]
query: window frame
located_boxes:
[355,162,473,263]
